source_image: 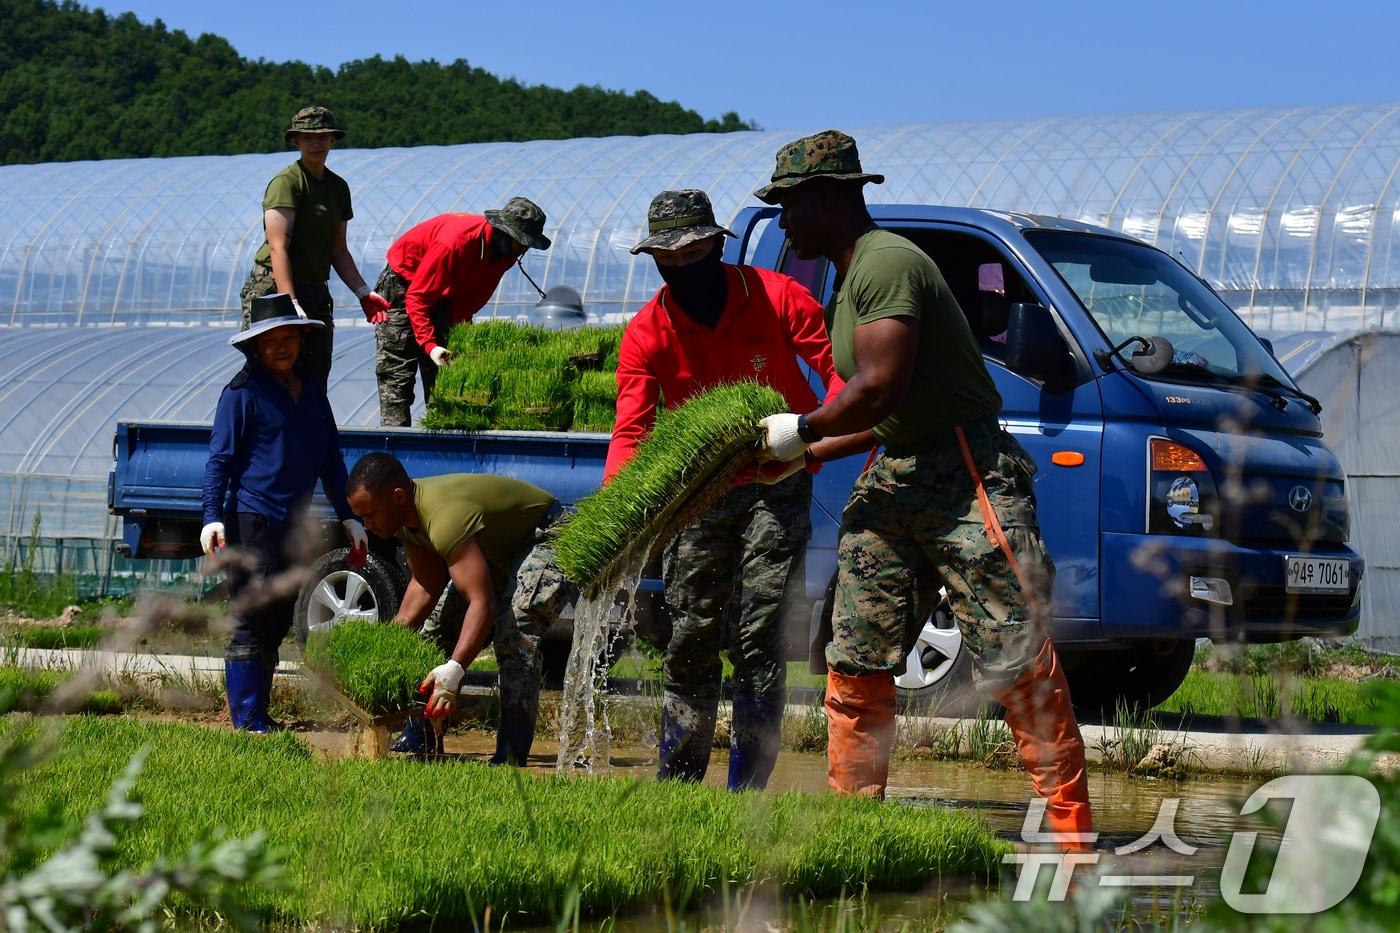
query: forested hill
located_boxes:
[0,0,756,165]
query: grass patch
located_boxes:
[303,621,443,715]
[553,382,787,594]
[1156,669,1381,725]
[3,624,106,649]
[0,666,125,714]
[6,717,1008,927]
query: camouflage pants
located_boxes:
[659,470,812,783]
[373,265,449,427]
[239,264,335,385]
[420,508,574,763]
[829,422,1053,696]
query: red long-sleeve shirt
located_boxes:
[386,213,514,354]
[605,264,845,481]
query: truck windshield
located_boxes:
[1025,230,1295,388]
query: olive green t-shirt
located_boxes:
[252,161,353,283]
[828,228,1002,445]
[394,474,554,577]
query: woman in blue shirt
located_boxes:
[202,293,368,731]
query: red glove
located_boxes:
[359,291,390,325]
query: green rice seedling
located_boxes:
[303,620,444,714]
[493,367,574,431]
[5,717,1009,927]
[783,703,828,753]
[447,320,543,354]
[572,369,618,433]
[553,382,788,594]
[1094,698,1162,770]
[0,666,125,714]
[6,624,106,649]
[964,710,1014,767]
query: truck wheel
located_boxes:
[294,548,406,647]
[1061,640,1196,717]
[894,600,996,718]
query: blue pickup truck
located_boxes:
[108,206,1363,713]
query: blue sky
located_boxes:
[108,0,1399,130]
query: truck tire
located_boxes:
[294,548,406,647]
[1061,640,1196,717]
[894,599,997,718]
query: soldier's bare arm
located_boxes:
[395,543,448,629]
[263,208,297,296]
[329,220,370,294]
[442,537,498,667]
[806,316,919,438]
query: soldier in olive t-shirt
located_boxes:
[238,105,387,385]
[346,455,574,764]
[826,227,1002,447]
[751,130,1092,847]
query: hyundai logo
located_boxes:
[1288,486,1313,512]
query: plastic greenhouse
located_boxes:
[0,101,1397,646]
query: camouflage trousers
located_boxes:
[829,420,1053,696]
[239,264,335,385]
[421,507,574,763]
[660,470,812,785]
[373,265,450,427]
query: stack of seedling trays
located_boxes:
[303,621,445,752]
[420,321,627,433]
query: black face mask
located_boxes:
[657,239,728,327]
[489,225,519,262]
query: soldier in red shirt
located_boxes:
[372,197,551,426]
[609,189,844,790]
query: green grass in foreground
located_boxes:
[6,717,1008,927]
[303,621,443,714]
[1156,670,1381,725]
[553,382,787,593]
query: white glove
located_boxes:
[199,521,225,556]
[420,659,466,717]
[291,297,308,319]
[429,346,453,367]
[342,518,368,551]
[759,413,808,462]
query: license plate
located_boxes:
[1285,556,1350,594]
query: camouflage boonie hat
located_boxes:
[754,129,884,204]
[284,105,345,142]
[484,196,551,250]
[630,189,736,254]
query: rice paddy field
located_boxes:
[2,716,1009,928]
[421,321,626,433]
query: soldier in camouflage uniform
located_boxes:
[345,453,574,765]
[239,106,390,385]
[607,189,845,790]
[372,198,551,426]
[755,131,1093,848]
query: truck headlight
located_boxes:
[1149,438,1218,534]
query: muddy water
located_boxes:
[301,728,1266,922]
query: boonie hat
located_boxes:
[231,293,324,347]
[285,105,345,143]
[754,129,884,204]
[484,197,552,251]
[630,189,736,254]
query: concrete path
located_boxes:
[15,647,1391,773]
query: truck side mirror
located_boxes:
[1003,303,1076,393]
